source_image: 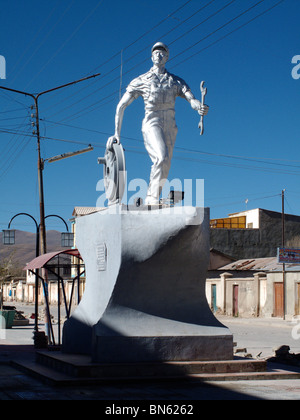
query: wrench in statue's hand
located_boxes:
[198,81,207,135]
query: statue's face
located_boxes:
[151,48,169,66]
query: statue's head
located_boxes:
[151,42,169,65]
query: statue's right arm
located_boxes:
[107,91,135,149]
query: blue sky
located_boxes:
[0,0,299,233]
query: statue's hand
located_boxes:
[107,135,120,150]
[190,99,209,115]
[198,104,209,116]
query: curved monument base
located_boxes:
[63,205,233,362]
[93,335,233,364]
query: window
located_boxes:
[61,232,74,248]
[2,230,15,245]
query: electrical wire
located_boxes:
[9,1,61,81]
[175,146,300,169]
[0,115,30,122]
[86,0,194,76]
[25,0,105,89]
[49,0,229,120]
[0,1,289,179]
[208,193,281,209]
[171,0,286,69]
[125,145,300,176]
[54,0,274,123]
[0,128,34,181]
[0,116,31,156]
[11,0,77,87]
[41,0,195,116]
[0,107,28,115]
[0,90,29,109]
[101,0,284,119]
[44,0,202,118]
[29,131,300,176]
[168,0,237,49]
[41,117,300,170]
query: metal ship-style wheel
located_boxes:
[98,142,126,204]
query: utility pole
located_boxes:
[0,72,100,255]
[0,73,100,343]
[282,189,286,320]
[33,96,46,255]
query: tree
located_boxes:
[0,251,22,309]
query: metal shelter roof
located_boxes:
[218,257,300,272]
[23,249,82,271]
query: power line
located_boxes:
[0,126,34,181]
[25,0,105,89]
[171,0,286,68]
[0,90,28,108]
[208,193,281,209]
[0,137,33,181]
[2,0,285,128]
[0,0,289,179]
[169,0,265,64]
[35,133,300,176]
[47,0,230,120]
[40,117,300,169]
[168,0,237,48]
[0,107,28,114]
[11,0,77,87]
[0,115,30,122]
[86,0,194,76]
[128,146,300,176]
[0,128,34,137]
[9,1,61,80]
[53,0,274,123]
[175,146,300,169]
[42,0,195,115]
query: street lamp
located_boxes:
[2,229,16,245]
[61,232,74,248]
[44,214,74,248]
[2,212,72,346]
[0,72,100,258]
[46,145,93,164]
[4,213,40,256]
[3,213,40,335]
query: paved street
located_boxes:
[0,302,300,400]
[219,315,300,359]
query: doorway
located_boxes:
[211,284,217,313]
[233,285,239,317]
[274,282,284,318]
[296,283,300,316]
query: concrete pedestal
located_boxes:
[63,206,233,362]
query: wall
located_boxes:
[210,209,300,259]
[263,271,300,319]
[210,228,260,259]
[229,208,260,228]
[208,250,235,270]
[206,272,267,317]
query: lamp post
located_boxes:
[44,214,74,248]
[282,189,286,320]
[3,212,72,345]
[1,75,95,343]
[3,213,39,333]
[0,73,100,257]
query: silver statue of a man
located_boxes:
[108,42,209,205]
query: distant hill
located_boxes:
[0,230,64,269]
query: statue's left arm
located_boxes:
[107,91,136,150]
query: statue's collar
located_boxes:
[150,67,170,82]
